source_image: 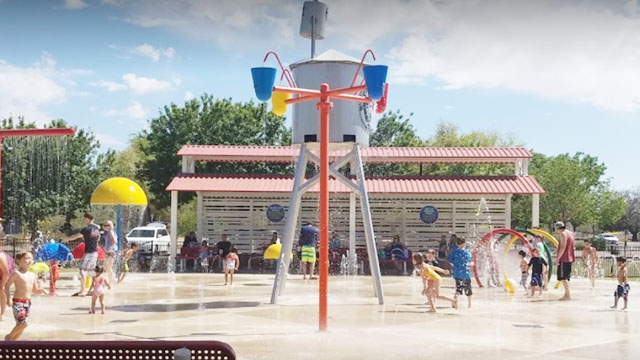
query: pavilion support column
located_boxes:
[196,192,203,241]
[170,191,178,272]
[505,194,512,229]
[532,193,540,228]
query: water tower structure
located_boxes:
[251,0,389,331]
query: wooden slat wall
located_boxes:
[202,193,508,254]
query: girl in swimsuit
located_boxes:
[89,265,111,314]
[413,253,456,312]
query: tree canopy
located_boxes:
[511,153,624,231]
[138,95,291,208]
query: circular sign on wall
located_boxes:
[266,204,285,222]
[419,206,439,224]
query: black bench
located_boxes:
[0,340,236,360]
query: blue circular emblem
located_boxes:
[419,206,439,224]
[266,204,285,222]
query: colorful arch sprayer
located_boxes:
[472,228,559,293]
[472,228,533,293]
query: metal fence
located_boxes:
[0,236,32,256]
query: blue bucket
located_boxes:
[251,67,277,101]
[363,65,388,100]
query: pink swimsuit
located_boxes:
[92,276,107,296]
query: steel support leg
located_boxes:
[270,144,308,304]
[353,144,384,304]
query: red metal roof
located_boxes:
[166,174,544,195]
[177,145,532,164]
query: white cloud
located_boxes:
[184,91,195,101]
[105,0,300,49]
[90,80,127,92]
[105,100,147,122]
[64,0,87,10]
[132,43,175,62]
[106,0,640,112]
[0,53,66,125]
[379,0,640,112]
[91,73,172,94]
[122,73,171,94]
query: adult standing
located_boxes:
[215,234,232,257]
[61,213,101,296]
[102,220,118,285]
[299,223,318,280]
[555,221,575,301]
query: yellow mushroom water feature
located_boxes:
[90,177,148,249]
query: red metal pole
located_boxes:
[317,83,332,332]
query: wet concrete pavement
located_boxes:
[0,273,637,359]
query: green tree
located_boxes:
[511,152,611,230]
[592,187,626,232]
[619,189,640,242]
[138,95,291,209]
[422,122,517,176]
[1,118,112,232]
[365,110,424,176]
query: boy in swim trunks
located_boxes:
[518,250,528,291]
[528,248,547,297]
[118,243,138,283]
[4,251,46,341]
[449,238,474,308]
[611,257,629,310]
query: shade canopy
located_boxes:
[90,177,148,206]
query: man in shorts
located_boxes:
[555,221,575,301]
[62,213,101,296]
[299,223,318,280]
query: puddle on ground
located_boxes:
[512,324,544,328]
[110,319,138,323]
[72,301,260,313]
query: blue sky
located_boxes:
[0,0,638,189]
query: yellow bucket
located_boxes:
[263,244,293,260]
[271,92,290,116]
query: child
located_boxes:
[88,265,111,314]
[423,251,456,311]
[199,241,211,272]
[449,238,474,308]
[582,239,599,288]
[518,250,528,291]
[611,257,629,310]
[118,243,138,283]
[528,248,547,297]
[4,251,46,341]
[224,249,240,285]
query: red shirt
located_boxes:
[559,230,575,263]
